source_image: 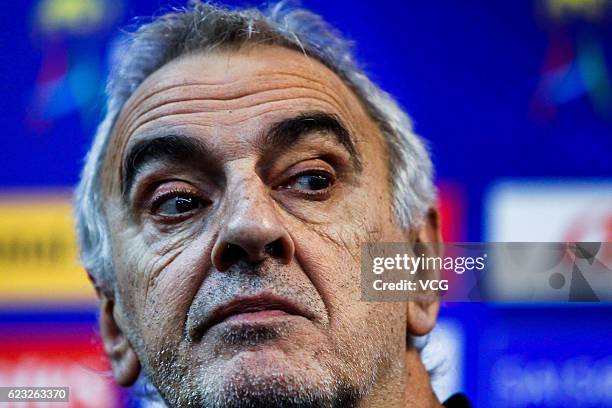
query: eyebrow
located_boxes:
[265,112,361,169]
[123,135,211,197]
[122,111,361,197]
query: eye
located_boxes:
[282,170,334,194]
[292,173,331,191]
[155,194,204,216]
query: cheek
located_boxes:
[292,221,407,369]
[112,220,214,347]
[286,156,405,342]
[289,200,384,329]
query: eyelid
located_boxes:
[131,175,189,209]
[275,166,335,190]
[276,171,336,203]
[128,165,219,209]
[278,157,336,180]
[138,180,210,216]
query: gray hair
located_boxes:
[75,0,436,293]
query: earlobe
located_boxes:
[406,299,440,336]
[99,295,141,386]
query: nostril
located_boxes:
[214,235,293,271]
[264,240,285,258]
[221,243,247,266]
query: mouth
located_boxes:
[191,293,314,340]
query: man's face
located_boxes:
[103,46,412,407]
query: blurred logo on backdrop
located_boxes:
[479,313,612,408]
[485,180,612,299]
[0,192,95,303]
[486,180,612,242]
[481,180,612,407]
[544,0,611,21]
[532,0,612,120]
[27,0,122,133]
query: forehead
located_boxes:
[104,45,380,192]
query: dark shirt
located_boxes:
[443,393,473,408]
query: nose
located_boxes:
[211,183,295,271]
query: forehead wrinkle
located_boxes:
[118,67,355,134]
[124,91,354,142]
[124,97,353,150]
[126,84,352,129]
[112,55,363,148]
[114,83,347,166]
[121,76,353,134]
[136,70,346,103]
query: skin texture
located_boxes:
[97,45,443,408]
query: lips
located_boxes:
[191,293,314,340]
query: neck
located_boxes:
[361,347,442,408]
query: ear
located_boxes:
[98,294,141,386]
[406,207,442,336]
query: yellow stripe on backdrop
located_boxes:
[0,191,96,304]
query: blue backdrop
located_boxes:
[1,1,611,407]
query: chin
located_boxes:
[153,323,360,407]
[175,350,345,408]
[216,342,325,387]
[151,342,364,408]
